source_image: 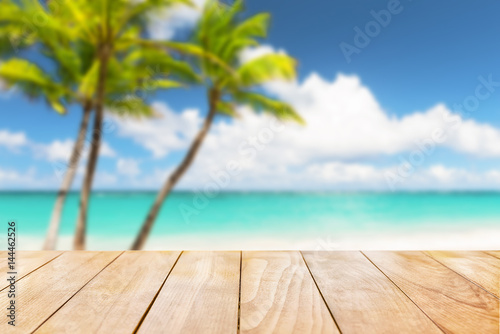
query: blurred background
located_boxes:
[1,0,500,250]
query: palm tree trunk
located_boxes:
[43,101,92,250]
[73,43,110,250]
[130,89,220,250]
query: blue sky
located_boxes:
[1,0,500,190]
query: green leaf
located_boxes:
[0,58,68,113]
[232,13,269,40]
[49,99,66,114]
[78,60,100,98]
[130,39,234,76]
[152,79,184,89]
[237,54,296,87]
[0,58,50,86]
[217,100,238,117]
[233,91,304,124]
[106,95,155,118]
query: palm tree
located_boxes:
[0,1,72,112]
[1,1,98,251]
[0,0,195,250]
[62,0,199,250]
[131,0,304,250]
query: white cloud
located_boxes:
[426,165,462,183]
[414,165,500,189]
[116,157,500,191]
[113,67,500,190]
[0,167,54,189]
[114,102,202,158]
[5,37,498,190]
[36,139,116,162]
[447,119,500,157]
[183,72,500,189]
[117,158,141,177]
[100,142,117,158]
[0,168,33,184]
[305,162,384,184]
[38,139,74,161]
[0,129,28,151]
[0,127,116,163]
[147,0,206,40]
[0,164,121,190]
[93,171,118,186]
[301,162,500,190]
[239,45,287,64]
[262,73,500,160]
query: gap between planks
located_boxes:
[0,251,64,291]
[363,251,499,334]
[2,251,498,334]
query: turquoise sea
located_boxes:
[1,192,500,250]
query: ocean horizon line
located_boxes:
[3,189,500,195]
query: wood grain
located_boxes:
[364,251,499,334]
[0,251,62,290]
[240,251,338,334]
[0,251,6,268]
[0,251,120,334]
[137,251,240,334]
[425,251,500,298]
[302,251,440,334]
[35,251,181,334]
[485,251,500,260]
[1,250,497,333]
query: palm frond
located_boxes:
[216,13,269,62]
[233,13,269,40]
[0,58,68,113]
[237,53,296,87]
[233,91,304,124]
[106,95,155,118]
[123,47,200,83]
[114,0,194,37]
[217,100,238,117]
[78,59,100,99]
[153,79,184,89]
[0,58,47,86]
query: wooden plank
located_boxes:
[485,251,500,260]
[0,251,120,334]
[35,251,181,334]
[302,251,440,334]
[364,251,499,334]
[425,251,500,298]
[0,251,62,290]
[0,251,5,267]
[137,251,240,334]
[240,251,338,334]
